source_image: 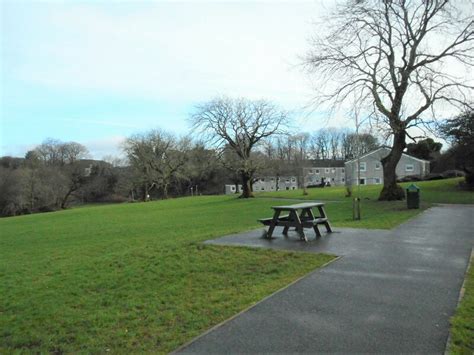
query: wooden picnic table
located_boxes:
[259,202,333,242]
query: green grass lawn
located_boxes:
[0,178,472,353]
[449,255,474,354]
[258,177,474,204]
[258,178,472,229]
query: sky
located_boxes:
[1,0,348,159]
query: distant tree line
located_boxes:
[2,105,469,217]
[0,137,227,216]
[0,128,380,216]
[261,129,379,162]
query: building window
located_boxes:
[231,186,235,191]
[325,168,330,173]
[375,178,381,184]
[286,179,290,183]
[270,177,274,181]
[359,162,366,172]
[292,186,296,190]
[331,169,335,173]
[342,177,345,182]
[375,162,381,170]
[315,169,320,174]
[261,187,265,191]
[291,178,296,182]
[342,168,345,173]
[359,178,366,185]
[405,164,414,172]
[286,187,290,190]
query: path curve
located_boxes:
[177,205,473,354]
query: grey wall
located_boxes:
[345,148,429,186]
[303,167,345,186]
[225,176,298,194]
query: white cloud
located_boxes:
[83,135,126,160]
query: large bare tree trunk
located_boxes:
[239,172,254,198]
[379,131,406,201]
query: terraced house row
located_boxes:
[224,147,430,193]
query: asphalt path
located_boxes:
[177,205,473,354]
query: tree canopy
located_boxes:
[304,0,473,200]
[191,97,289,198]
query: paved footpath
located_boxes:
[177,205,473,354]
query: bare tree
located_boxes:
[341,132,380,160]
[275,136,288,161]
[292,133,310,161]
[305,0,473,200]
[35,138,64,166]
[181,142,220,195]
[62,142,89,164]
[314,130,330,160]
[191,97,289,198]
[123,130,189,200]
[35,139,88,166]
[33,139,89,208]
[328,128,341,160]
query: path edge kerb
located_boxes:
[171,255,342,354]
[444,247,474,355]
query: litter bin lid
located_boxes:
[406,184,420,191]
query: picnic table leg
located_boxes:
[303,207,322,238]
[313,224,322,238]
[291,210,307,242]
[317,206,333,233]
[266,210,281,239]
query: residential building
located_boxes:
[224,176,298,194]
[303,160,346,187]
[344,147,430,186]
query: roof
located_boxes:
[306,159,346,168]
[344,147,430,164]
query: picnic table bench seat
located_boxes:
[300,217,328,227]
[258,216,327,227]
[258,215,289,225]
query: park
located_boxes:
[1,0,473,353]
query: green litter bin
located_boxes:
[406,184,420,209]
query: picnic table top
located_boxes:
[271,202,325,210]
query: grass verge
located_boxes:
[449,251,474,354]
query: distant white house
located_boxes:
[303,160,346,187]
[345,147,430,186]
[224,176,298,194]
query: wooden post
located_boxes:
[353,197,361,220]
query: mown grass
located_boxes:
[1,178,472,353]
[258,177,474,204]
[0,197,336,353]
[449,255,474,354]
